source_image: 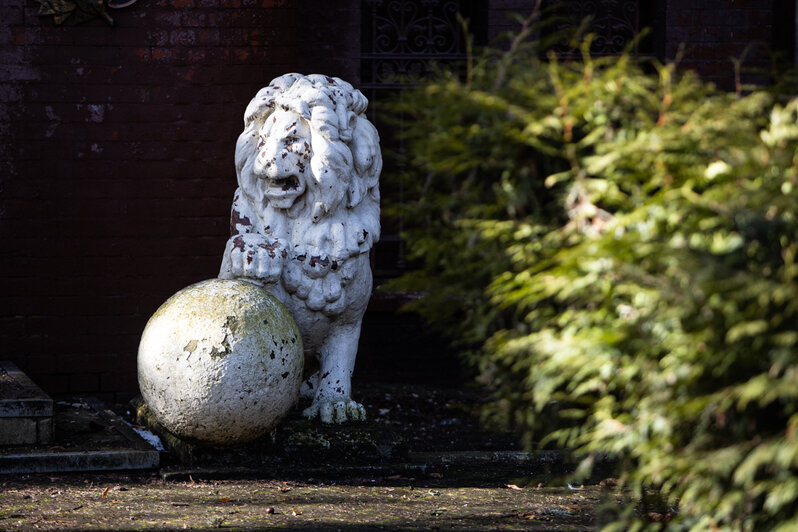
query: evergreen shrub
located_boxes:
[387,18,798,531]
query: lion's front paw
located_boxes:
[227,234,285,282]
[302,398,366,424]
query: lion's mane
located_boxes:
[232,74,381,315]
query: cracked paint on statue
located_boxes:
[138,279,304,445]
[219,73,382,424]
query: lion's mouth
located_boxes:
[265,174,302,193]
[276,175,300,192]
[263,174,305,207]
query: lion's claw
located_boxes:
[303,399,366,424]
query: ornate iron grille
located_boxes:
[361,0,471,92]
[546,0,656,57]
[361,0,485,280]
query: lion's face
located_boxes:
[235,74,380,243]
[242,108,312,210]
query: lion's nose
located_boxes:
[254,142,285,179]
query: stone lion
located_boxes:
[219,74,381,424]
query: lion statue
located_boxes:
[219,74,381,424]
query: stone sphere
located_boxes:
[137,279,303,446]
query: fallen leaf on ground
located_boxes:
[218,497,231,502]
[506,484,523,490]
[290,509,301,516]
[278,486,292,493]
[101,487,110,499]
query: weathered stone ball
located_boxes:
[137,279,303,446]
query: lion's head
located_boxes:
[234,74,381,261]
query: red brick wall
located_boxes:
[0,0,790,401]
[0,0,359,402]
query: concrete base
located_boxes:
[1,449,159,474]
[0,398,160,474]
[132,396,407,470]
[0,361,53,445]
[0,362,160,474]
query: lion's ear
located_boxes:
[244,86,278,128]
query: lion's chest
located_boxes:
[265,253,372,347]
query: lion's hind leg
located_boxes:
[301,322,366,423]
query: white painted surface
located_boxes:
[137,279,303,445]
[219,74,381,423]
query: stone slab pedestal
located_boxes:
[0,361,53,445]
[131,396,408,476]
[0,398,160,474]
[0,362,160,474]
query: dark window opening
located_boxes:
[361,0,487,282]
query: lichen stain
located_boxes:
[209,334,232,359]
[224,315,239,334]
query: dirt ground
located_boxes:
[297,382,521,453]
[0,473,623,531]
[0,381,628,530]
